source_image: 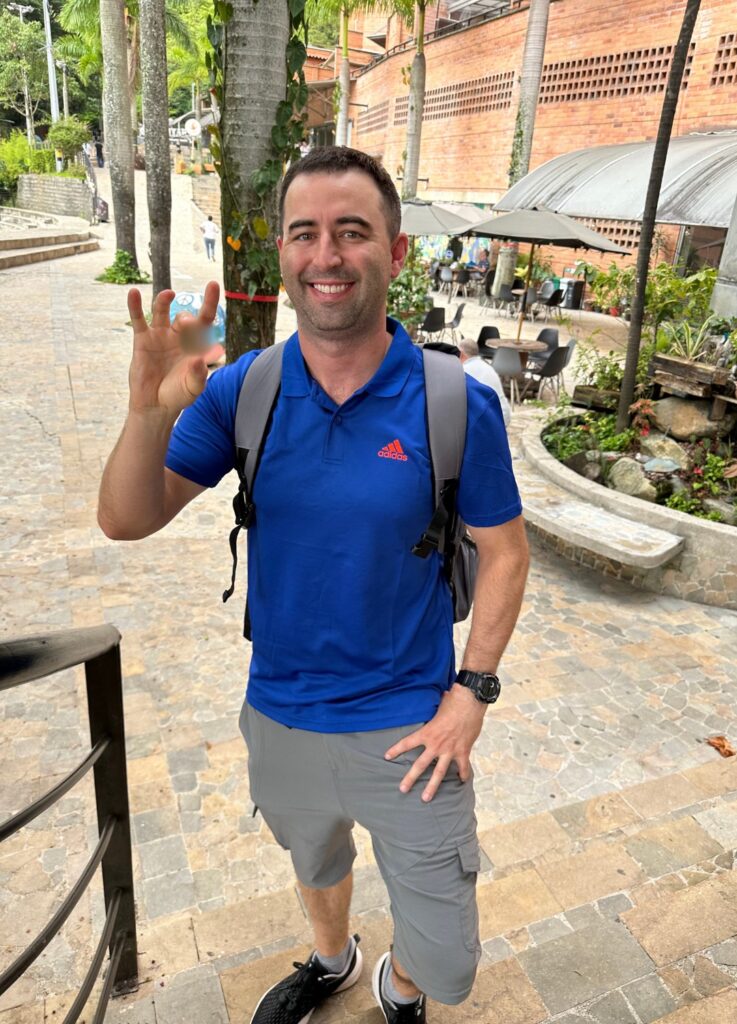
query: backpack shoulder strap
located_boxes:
[422,347,467,504]
[412,349,468,559]
[234,341,286,491]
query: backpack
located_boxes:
[222,342,478,638]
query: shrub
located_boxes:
[46,116,92,160]
[96,250,150,285]
[387,261,432,332]
[0,131,54,193]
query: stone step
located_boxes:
[0,237,99,269]
[0,231,91,251]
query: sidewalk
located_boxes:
[1,172,736,1023]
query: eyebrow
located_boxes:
[286,215,373,234]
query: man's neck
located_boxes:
[298,323,393,406]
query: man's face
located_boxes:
[278,170,408,341]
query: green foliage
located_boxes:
[542,415,589,461]
[387,262,432,331]
[96,250,151,285]
[591,414,636,452]
[0,12,48,118]
[305,5,339,47]
[657,314,721,362]
[46,116,92,159]
[0,132,54,193]
[589,263,634,313]
[575,341,625,391]
[542,411,635,461]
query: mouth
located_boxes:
[307,282,354,298]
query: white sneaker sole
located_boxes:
[371,951,392,1023]
[249,945,363,1024]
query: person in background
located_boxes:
[200,215,220,262]
[458,336,511,427]
[476,248,490,273]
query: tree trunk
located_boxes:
[616,0,702,431]
[99,0,137,263]
[221,0,289,359]
[492,0,550,297]
[139,0,171,297]
[402,4,426,200]
[128,15,139,154]
[23,70,34,147]
[335,9,350,146]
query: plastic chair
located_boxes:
[521,344,569,401]
[538,280,555,302]
[523,286,539,320]
[540,287,565,321]
[526,327,559,370]
[496,284,518,317]
[491,347,525,408]
[438,267,454,296]
[452,269,471,301]
[446,303,465,342]
[477,325,500,360]
[418,306,446,342]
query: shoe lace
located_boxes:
[278,957,326,1013]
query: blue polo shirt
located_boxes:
[166,321,521,732]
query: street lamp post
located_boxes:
[40,0,63,169]
[56,60,69,118]
[7,3,34,147]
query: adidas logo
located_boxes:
[378,439,408,461]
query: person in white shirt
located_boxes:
[458,336,511,426]
[200,215,220,262]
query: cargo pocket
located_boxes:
[457,835,481,953]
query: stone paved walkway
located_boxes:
[1,172,736,1023]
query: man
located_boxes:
[458,336,512,426]
[200,214,219,262]
[98,148,528,1024]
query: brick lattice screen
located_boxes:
[539,44,695,104]
[393,70,515,126]
[711,33,737,86]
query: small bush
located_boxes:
[46,116,92,160]
[96,250,150,285]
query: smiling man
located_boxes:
[98,147,529,1024]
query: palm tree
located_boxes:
[99,0,137,264]
[400,0,426,199]
[616,0,702,432]
[220,0,290,357]
[139,0,171,296]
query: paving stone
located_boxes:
[551,793,642,841]
[478,812,571,870]
[625,817,723,878]
[564,904,601,932]
[481,936,514,965]
[621,775,705,819]
[622,974,678,1023]
[596,893,633,920]
[709,937,737,967]
[535,841,645,909]
[477,868,562,939]
[588,989,638,1023]
[137,835,189,879]
[528,915,572,946]
[621,871,737,966]
[693,804,737,848]
[647,988,737,1023]
[138,914,199,979]
[154,967,228,1024]
[131,808,181,845]
[193,890,308,959]
[141,870,196,920]
[683,759,737,798]
[103,996,158,1023]
[518,920,653,1015]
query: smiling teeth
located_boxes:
[313,284,350,293]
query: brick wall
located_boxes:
[17,174,94,222]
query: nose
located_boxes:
[312,232,343,271]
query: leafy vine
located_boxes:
[205,0,309,298]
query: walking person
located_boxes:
[200,214,219,262]
[93,133,104,168]
[98,147,529,1024]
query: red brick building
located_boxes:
[305,0,737,270]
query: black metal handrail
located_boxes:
[0,625,138,1019]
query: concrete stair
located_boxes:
[92,757,737,1024]
[0,232,99,269]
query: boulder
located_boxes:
[644,457,682,474]
[651,398,737,441]
[640,432,691,470]
[608,457,657,502]
[703,498,736,525]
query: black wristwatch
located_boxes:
[455,670,501,705]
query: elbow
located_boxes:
[97,507,146,541]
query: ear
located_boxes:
[276,237,284,254]
[389,232,409,280]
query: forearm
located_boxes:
[98,408,178,540]
[461,532,529,674]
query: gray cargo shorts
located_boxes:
[239,700,482,1005]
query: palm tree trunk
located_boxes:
[99,0,137,263]
[221,0,289,358]
[128,15,139,155]
[335,8,350,146]
[616,0,702,431]
[402,3,426,200]
[139,0,171,297]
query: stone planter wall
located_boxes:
[523,420,737,610]
[17,174,94,222]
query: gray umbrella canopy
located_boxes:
[401,199,478,235]
[452,205,629,254]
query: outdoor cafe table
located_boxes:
[482,337,548,367]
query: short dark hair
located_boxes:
[279,147,401,239]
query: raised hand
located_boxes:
[126,281,221,417]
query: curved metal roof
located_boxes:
[495,132,737,228]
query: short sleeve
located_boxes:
[456,376,523,527]
[165,351,260,488]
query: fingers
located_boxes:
[198,280,221,327]
[384,729,423,762]
[151,289,176,331]
[398,748,438,794]
[184,357,208,401]
[421,755,452,803]
[127,288,148,334]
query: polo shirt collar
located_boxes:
[280,318,415,399]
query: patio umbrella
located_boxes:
[451,206,630,341]
[400,198,478,235]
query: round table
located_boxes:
[479,336,548,371]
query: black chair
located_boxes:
[540,287,565,321]
[418,306,446,342]
[527,327,559,370]
[496,284,518,317]
[446,303,465,342]
[492,347,525,408]
[477,325,500,360]
[452,269,471,300]
[480,269,495,307]
[521,344,570,401]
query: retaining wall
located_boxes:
[17,175,94,223]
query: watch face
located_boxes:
[479,675,501,702]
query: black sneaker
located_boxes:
[372,951,427,1023]
[250,934,362,1023]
